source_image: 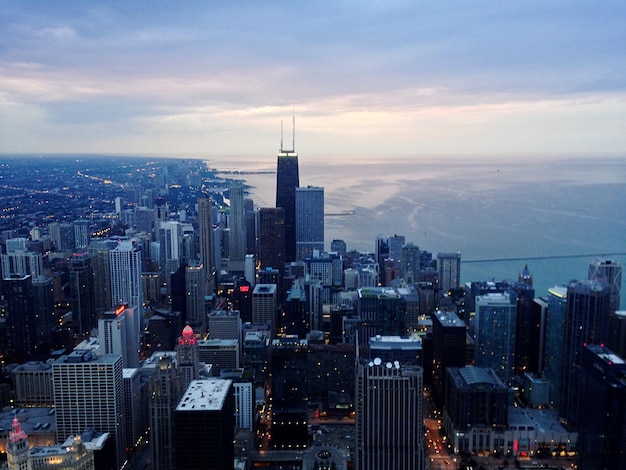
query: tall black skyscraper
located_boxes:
[275,118,299,264]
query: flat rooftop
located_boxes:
[176,379,232,412]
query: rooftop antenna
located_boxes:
[280,120,284,152]
[292,108,295,152]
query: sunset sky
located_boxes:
[1,1,625,159]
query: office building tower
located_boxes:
[531,296,548,374]
[355,360,425,470]
[560,279,611,427]
[5,237,28,252]
[519,264,533,286]
[437,252,461,293]
[219,369,254,430]
[275,135,299,263]
[12,361,53,406]
[176,325,200,389]
[198,339,240,375]
[198,195,217,295]
[134,206,154,233]
[578,344,626,469]
[123,368,143,454]
[256,207,285,271]
[270,337,309,450]
[2,274,36,359]
[52,349,126,470]
[32,276,55,352]
[174,379,234,470]
[513,281,536,375]
[208,310,241,340]
[387,234,405,264]
[99,305,140,368]
[109,239,143,340]
[588,258,622,314]
[609,310,626,359]
[474,291,517,386]
[158,220,182,288]
[401,243,420,285]
[185,263,207,335]
[87,240,116,314]
[149,355,182,470]
[544,285,567,409]
[228,182,246,270]
[252,284,278,335]
[331,239,346,255]
[153,197,169,230]
[6,417,29,470]
[1,249,43,279]
[295,186,324,260]
[431,310,467,408]
[368,335,422,366]
[48,222,75,252]
[244,198,256,255]
[444,366,509,455]
[73,220,91,250]
[357,287,405,346]
[69,251,96,340]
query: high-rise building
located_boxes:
[176,325,200,390]
[474,291,517,386]
[1,248,43,279]
[174,379,234,470]
[560,280,611,426]
[149,355,182,470]
[256,207,285,272]
[252,284,278,335]
[198,195,217,295]
[437,252,461,293]
[109,239,143,344]
[295,186,324,260]
[578,344,626,469]
[544,285,567,409]
[275,136,299,264]
[228,182,246,270]
[330,239,346,255]
[52,349,126,470]
[88,240,116,314]
[69,251,96,340]
[6,417,29,470]
[588,258,622,314]
[32,276,55,352]
[98,305,140,368]
[355,360,425,470]
[185,263,207,335]
[431,310,467,408]
[73,220,91,250]
[2,274,36,359]
[401,243,420,285]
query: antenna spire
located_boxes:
[292,108,295,152]
[280,120,284,152]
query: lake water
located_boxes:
[207,154,626,305]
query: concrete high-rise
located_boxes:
[295,186,324,260]
[544,285,567,409]
[109,239,143,351]
[52,349,126,470]
[275,137,299,264]
[2,274,36,359]
[198,195,217,295]
[355,360,425,470]
[252,284,278,335]
[99,305,140,368]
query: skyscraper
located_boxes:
[474,291,517,386]
[98,305,139,368]
[560,279,611,426]
[69,251,96,340]
[73,220,91,250]
[256,207,285,271]
[53,349,126,470]
[275,134,299,264]
[6,417,29,470]
[544,285,567,409]
[588,258,622,314]
[198,195,217,295]
[295,185,324,260]
[109,239,143,360]
[174,379,234,470]
[2,274,36,360]
[355,360,425,470]
[228,182,246,270]
[437,252,461,293]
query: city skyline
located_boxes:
[1,2,625,158]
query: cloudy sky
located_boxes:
[1,1,625,159]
